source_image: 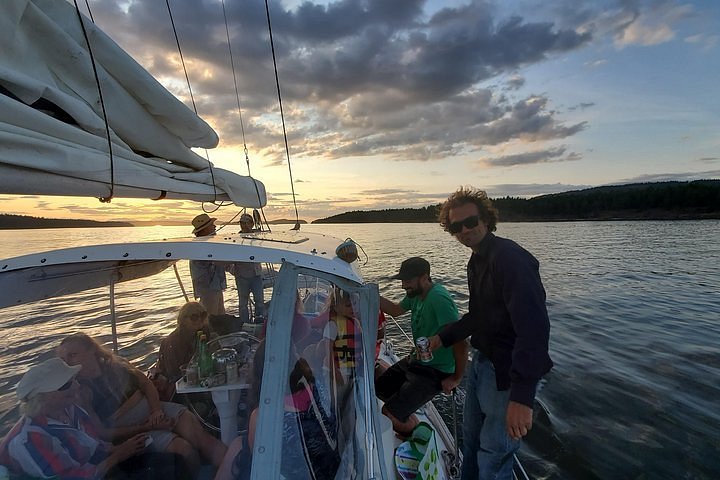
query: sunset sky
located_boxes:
[3,0,719,223]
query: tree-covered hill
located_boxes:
[0,214,132,229]
[313,180,720,223]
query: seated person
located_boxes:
[309,288,386,364]
[154,301,213,400]
[0,358,187,479]
[376,257,467,435]
[57,332,227,473]
[214,341,340,480]
[307,288,361,382]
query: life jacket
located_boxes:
[332,314,358,375]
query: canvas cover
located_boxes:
[0,0,266,206]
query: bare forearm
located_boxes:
[380,296,405,317]
[136,371,162,413]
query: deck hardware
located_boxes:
[123,253,129,257]
[166,252,172,257]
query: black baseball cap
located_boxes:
[391,257,430,280]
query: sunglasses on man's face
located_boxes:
[447,215,481,234]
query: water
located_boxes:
[1,221,719,479]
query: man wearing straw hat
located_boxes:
[189,213,227,315]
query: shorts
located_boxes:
[374,356,450,422]
[113,398,187,452]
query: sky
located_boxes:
[3,0,719,223]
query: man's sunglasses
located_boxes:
[447,215,481,234]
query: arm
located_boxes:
[133,368,166,424]
[86,403,167,442]
[441,339,468,393]
[498,247,552,408]
[497,245,552,439]
[379,295,406,318]
[93,434,148,478]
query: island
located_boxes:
[313,180,720,223]
[0,214,132,229]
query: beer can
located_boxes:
[416,337,433,362]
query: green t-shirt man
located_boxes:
[400,283,458,373]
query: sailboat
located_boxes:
[0,1,488,479]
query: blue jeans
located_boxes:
[461,351,519,480]
[235,275,264,323]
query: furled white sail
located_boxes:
[0,0,266,207]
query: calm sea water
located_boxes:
[1,221,719,479]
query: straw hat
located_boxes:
[16,358,81,401]
[192,213,216,234]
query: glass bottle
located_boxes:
[198,332,213,379]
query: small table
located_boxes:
[176,377,250,445]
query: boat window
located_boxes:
[252,271,376,479]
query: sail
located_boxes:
[0,0,266,207]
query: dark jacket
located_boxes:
[439,233,553,407]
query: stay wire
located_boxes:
[164,0,218,205]
[73,1,114,202]
[82,0,94,22]
[220,0,268,229]
[220,0,250,175]
[263,0,301,230]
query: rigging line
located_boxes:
[82,0,94,23]
[73,0,114,203]
[164,0,218,204]
[220,1,266,218]
[220,0,250,174]
[263,0,301,229]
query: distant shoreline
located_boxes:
[1,213,718,230]
[0,214,133,230]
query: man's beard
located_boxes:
[405,286,422,298]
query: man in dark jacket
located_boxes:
[429,186,553,480]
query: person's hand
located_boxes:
[441,376,461,394]
[506,401,533,440]
[428,335,442,352]
[114,434,148,461]
[148,409,166,425]
[145,412,175,431]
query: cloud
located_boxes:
[685,33,719,51]
[481,145,582,167]
[505,74,525,90]
[611,3,694,48]
[84,0,593,165]
[584,58,607,68]
[568,102,595,111]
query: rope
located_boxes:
[220,0,269,229]
[72,1,115,202]
[164,0,218,204]
[82,0,94,22]
[263,0,301,229]
[221,0,250,175]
